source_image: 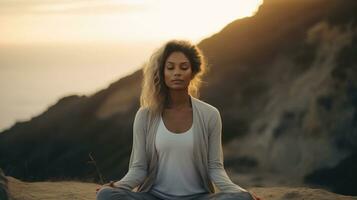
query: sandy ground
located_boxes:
[7,176,357,200]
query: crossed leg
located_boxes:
[96,187,160,200]
[97,187,254,200]
[196,191,254,200]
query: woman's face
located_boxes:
[164,51,193,91]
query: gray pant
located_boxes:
[96,187,254,200]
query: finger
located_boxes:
[251,193,258,200]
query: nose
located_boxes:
[173,69,182,77]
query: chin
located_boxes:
[168,86,187,90]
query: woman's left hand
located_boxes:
[250,192,262,200]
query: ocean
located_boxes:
[0,41,157,132]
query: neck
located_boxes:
[166,90,191,109]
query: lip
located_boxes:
[172,80,184,82]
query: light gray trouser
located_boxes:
[96,187,254,200]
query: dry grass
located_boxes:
[8,176,98,200]
[7,176,357,200]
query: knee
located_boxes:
[239,191,254,200]
[96,187,113,200]
[242,192,254,200]
[219,191,254,200]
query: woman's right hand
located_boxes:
[96,181,115,194]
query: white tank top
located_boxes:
[150,115,208,199]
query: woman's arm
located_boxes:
[113,108,148,191]
[207,108,248,193]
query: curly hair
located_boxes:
[140,39,208,116]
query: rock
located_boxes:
[0,168,10,200]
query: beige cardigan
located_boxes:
[114,95,247,194]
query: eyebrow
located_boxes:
[166,61,189,64]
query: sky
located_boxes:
[0,0,263,44]
[0,0,263,132]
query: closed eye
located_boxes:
[166,63,174,69]
[180,63,189,69]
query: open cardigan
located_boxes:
[114,95,247,194]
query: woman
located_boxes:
[96,40,261,200]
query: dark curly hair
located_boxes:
[140,39,207,115]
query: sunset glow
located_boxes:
[0,0,263,44]
[0,0,263,131]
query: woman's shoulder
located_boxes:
[191,96,220,116]
[133,107,150,121]
[136,107,150,117]
[137,106,149,113]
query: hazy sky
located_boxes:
[0,0,263,44]
[0,0,263,132]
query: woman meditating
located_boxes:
[96,40,261,200]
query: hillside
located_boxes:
[1,0,356,196]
